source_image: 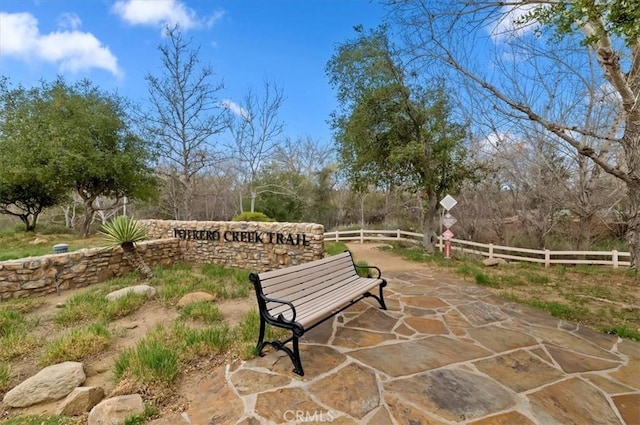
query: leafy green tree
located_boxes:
[47,79,158,237]
[0,80,69,230]
[0,77,157,236]
[253,167,311,222]
[327,27,474,251]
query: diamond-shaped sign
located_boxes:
[439,195,457,211]
[441,213,457,229]
[442,229,454,239]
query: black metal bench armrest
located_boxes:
[354,264,382,279]
[258,293,298,324]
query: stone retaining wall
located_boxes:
[139,220,325,270]
[0,239,181,300]
[0,221,324,300]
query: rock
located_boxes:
[177,291,216,307]
[106,285,156,302]
[88,394,145,425]
[483,257,507,267]
[55,386,105,416]
[3,361,86,408]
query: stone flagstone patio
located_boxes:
[151,268,640,425]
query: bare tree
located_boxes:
[226,79,285,213]
[272,136,335,179]
[146,25,226,220]
[391,1,640,266]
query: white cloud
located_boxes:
[490,3,539,42]
[57,12,81,30]
[112,0,199,30]
[206,10,225,28]
[0,12,121,77]
[221,99,249,119]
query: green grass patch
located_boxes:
[54,285,151,326]
[457,264,478,277]
[474,272,498,287]
[123,404,160,425]
[179,302,223,323]
[0,231,102,261]
[501,293,590,322]
[173,322,234,356]
[0,362,10,392]
[0,308,39,360]
[496,274,525,287]
[114,333,180,386]
[524,272,551,284]
[602,324,640,341]
[40,323,111,366]
[156,263,252,305]
[0,416,76,425]
[325,242,349,256]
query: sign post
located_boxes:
[439,195,458,260]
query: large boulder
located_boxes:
[177,291,216,307]
[55,386,105,416]
[483,257,508,267]
[106,285,156,302]
[3,361,86,407]
[88,394,145,425]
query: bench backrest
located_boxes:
[252,251,360,312]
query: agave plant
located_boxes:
[100,215,153,279]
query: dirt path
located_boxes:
[345,242,430,272]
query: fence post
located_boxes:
[438,235,443,252]
[360,229,364,244]
[397,229,401,240]
[335,232,338,242]
[612,250,618,269]
[544,249,550,268]
[489,244,494,259]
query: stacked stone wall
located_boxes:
[0,221,324,300]
[139,220,324,270]
[0,239,181,300]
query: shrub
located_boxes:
[231,211,274,222]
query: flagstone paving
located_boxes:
[150,269,640,425]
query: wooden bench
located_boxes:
[249,251,387,376]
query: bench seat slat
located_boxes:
[257,252,353,281]
[263,264,356,296]
[265,267,358,301]
[294,278,383,328]
[260,256,356,293]
[267,273,361,317]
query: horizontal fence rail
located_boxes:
[323,229,631,269]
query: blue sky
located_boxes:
[0,0,388,145]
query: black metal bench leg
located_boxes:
[291,336,304,376]
[256,316,266,356]
[378,284,387,310]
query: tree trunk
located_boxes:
[80,197,96,238]
[576,214,593,252]
[19,214,37,232]
[626,180,640,270]
[421,194,439,253]
[622,113,640,269]
[122,243,154,279]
